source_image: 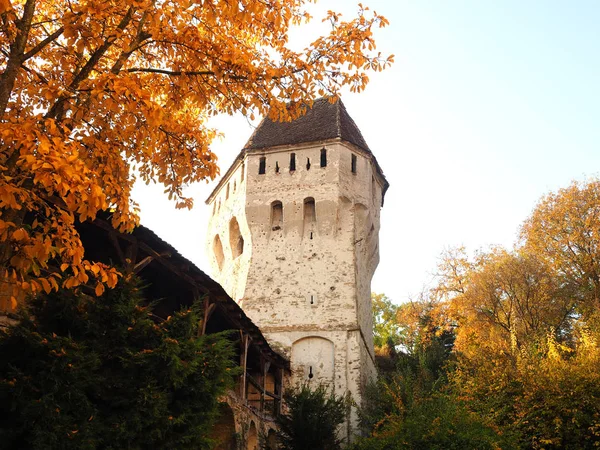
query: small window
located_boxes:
[226,183,230,200]
[233,180,236,192]
[213,235,224,270]
[351,154,357,174]
[275,161,280,173]
[259,157,266,175]
[241,161,245,182]
[320,148,327,167]
[229,217,244,258]
[304,197,316,224]
[290,153,296,171]
[271,201,283,230]
[306,158,311,170]
[212,202,216,215]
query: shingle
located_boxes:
[244,97,370,152]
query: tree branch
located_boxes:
[127,68,215,76]
[22,25,64,61]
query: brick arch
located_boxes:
[209,402,237,450]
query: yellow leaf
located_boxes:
[95,283,105,297]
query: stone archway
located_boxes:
[266,429,278,450]
[210,402,237,450]
[247,421,258,450]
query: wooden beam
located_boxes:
[108,232,127,266]
[240,333,250,400]
[201,299,217,336]
[133,255,154,273]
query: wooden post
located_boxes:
[259,355,266,412]
[278,367,285,416]
[240,333,250,400]
[200,298,216,336]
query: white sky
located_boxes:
[132,1,600,304]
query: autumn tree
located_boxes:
[521,178,600,325]
[432,179,600,448]
[0,0,392,309]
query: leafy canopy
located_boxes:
[0,0,392,306]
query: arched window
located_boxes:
[303,197,316,223]
[229,218,244,258]
[213,235,224,270]
[271,201,283,230]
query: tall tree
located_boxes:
[521,178,600,324]
[0,0,392,306]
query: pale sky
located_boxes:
[132,1,600,305]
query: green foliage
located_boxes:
[275,384,347,450]
[358,295,505,450]
[372,293,401,348]
[353,394,508,450]
[0,276,238,450]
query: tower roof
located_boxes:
[244,97,371,152]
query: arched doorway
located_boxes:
[266,429,278,450]
[247,421,258,450]
[210,403,236,450]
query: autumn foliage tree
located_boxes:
[359,178,600,449]
[435,179,600,448]
[0,0,392,309]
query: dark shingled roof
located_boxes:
[244,97,371,152]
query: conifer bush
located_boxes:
[0,277,237,449]
[274,383,347,450]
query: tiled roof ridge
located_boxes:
[243,96,370,152]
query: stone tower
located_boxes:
[205,97,388,438]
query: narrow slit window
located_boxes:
[320,148,327,167]
[275,161,280,173]
[259,157,266,175]
[306,157,311,170]
[226,183,230,200]
[308,366,314,379]
[290,153,296,171]
[241,161,245,182]
[271,201,283,230]
[351,154,357,173]
[233,180,236,192]
[303,197,316,224]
